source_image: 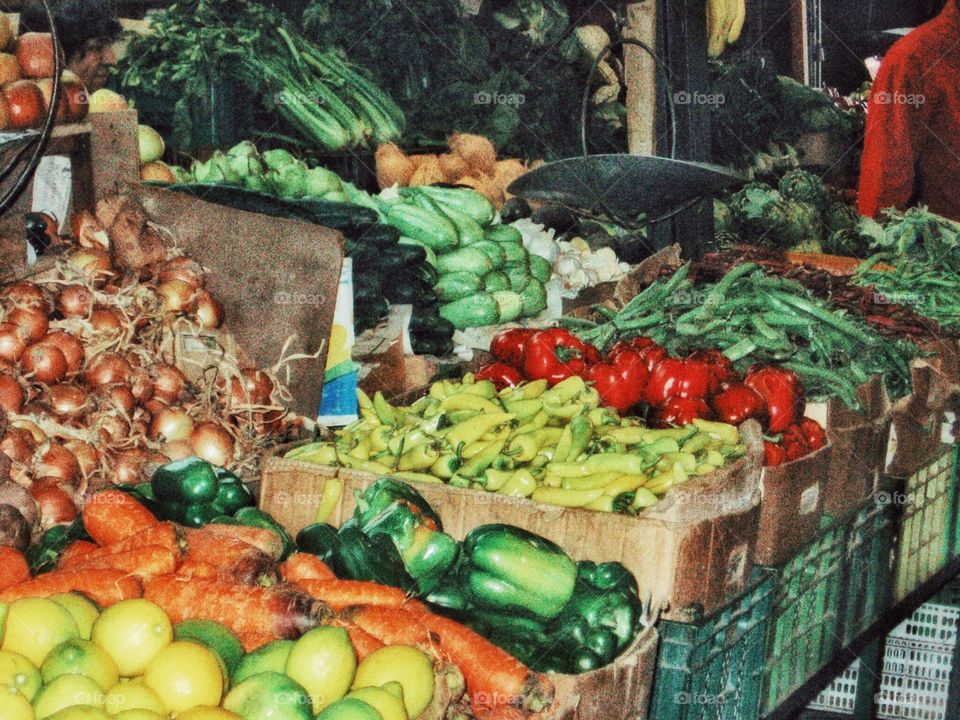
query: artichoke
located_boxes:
[824,228,871,259]
[730,182,782,238]
[778,169,830,213]
[714,230,741,251]
[714,199,736,234]
[825,202,861,234]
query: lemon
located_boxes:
[111,712,165,720]
[173,621,244,677]
[176,709,243,720]
[91,601,171,677]
[347,687,407,720]
[2,599,79,668]
[222,672,312,720]
[42,640,119,692]
[103,681,166,715]
[314,698,381,720]
[45,708,110,720]
[231,640,292,686]
[49,596,100,641]
[285,627,356,714]
[142,642,223,713]
[0,684,34,720]
[353,646,434,718]
[34,674,106,720]
[0,650,42,701]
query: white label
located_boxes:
[800,484,820,515]
[31,155,72,233]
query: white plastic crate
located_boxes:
[806,603,960,718]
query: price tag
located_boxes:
[31,155,72,232]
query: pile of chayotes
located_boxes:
[0,480,572,720]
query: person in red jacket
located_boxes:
[859,0,960,221]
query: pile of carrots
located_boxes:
[0,489,553,719]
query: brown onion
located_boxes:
[163,439,194,461]
[47,383,88,417]
[39,331,85,374]
[157,280,196,314]
[0,374,23,414]
[68,248,113,286]
[2,281,47,311]
[110,448,149,485]
[129,366,154,403]
[98,384,136,416]
[84,353,131,388]
[194,290,224,329]
[11,419,46,443]
[89,307,124,335]
[21,343,67,384]
[7,307,49,344]
[158,257,205,289]
[33,443,80,487]
[153,364,187,403]
[0,323,27,363]
[0,427,36,462]
[143,398,167,418]
[30,480,78,526]
[229,369,274,407]
[97,415,130,444]
[149,406,194,442]
[57,285,93,318]
[64,439,99,477]
[190,422,234,467]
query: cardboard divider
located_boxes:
[889,362,952,478]
[755,443,832,566]
[260,423,764,623]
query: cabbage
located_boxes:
[191,158,227,184]
[304,166,343,197]
[268,163,309,198]
[262,148,299,171]
[210,151,242,184]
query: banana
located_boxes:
[706,0,728,59]
[727,0,747,44]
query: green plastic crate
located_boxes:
[761,523,846,715]
[892,446,960,602]
[840,496,897,645]
[651,570,774,720]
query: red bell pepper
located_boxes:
[637,344,669,374]
[644,359,711,406]
[764,441,788,467]
[651,396,711,428]
[610,337,657,356]
[687,349,737,394]
[522,329,598,386]
[744,366,806,434]
[799,417,827,451]
[711,384,766,426]
[586,349,649,414]
[780,425,811,462]
[475,362,524,390]
[489,328,536,369]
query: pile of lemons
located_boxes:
[0,596,436,720]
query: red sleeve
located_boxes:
[858,44,930,218]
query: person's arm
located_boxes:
[858,46,930,217]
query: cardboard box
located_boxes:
[260,423,764,622]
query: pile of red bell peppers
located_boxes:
[478,328,827,467]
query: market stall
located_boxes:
[1,1,960,720]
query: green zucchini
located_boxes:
[439,294,500,329]
[528,254,553,283]
[435,247,494,277]
[492,291,524,323]
[470,241,507,270]
[501,242,529,265]
[386,204,459,252]
[520,278,548,317]
[416,186,496,227]
[398,237,438,267]
[435,272,484,302]
[485,225,523,244]
[503,263,531,293]
[484,272,511,292]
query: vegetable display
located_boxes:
[296,479,643,674]
[565,263,918,408]
[285,374,747,512]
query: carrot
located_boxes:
[58,541,99,568]
[144,575,330,651]
[174,559,220,579]
[60,523,181,570]
[347,605,553,717]
[279,554,336,582]
[82,490,157,545]
[199,524,284,559]
[181,528,278,585]
[0,569,142,606]
[68,545,178,581]
[328,617,385,661]
[0,548,30,591]
[294,580,420,612]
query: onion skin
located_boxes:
[0,428,35,463]
[30,480,78,526]
[98,384,136,416]
[7,307,49,344]
[129,366,154,403]
[21,343,68,384]
[2,281,47,312]
[229,369,274,407]
[33,443,81,488]
[68,249,113,286]
[0,323,27,363]
[149,407,194,442]
[64,439,100,477]
[153,364,187,403]
[57,285,93,318]
[89,307,124,335]
[190,422,234,466]
[38,331,85,374]
[194,290,224,329]
[84,353,132,388]
[159,257,205,289]
[47,383,88,417]
[163,440,194,461]
[0,374,24,414]
[157,280,196,314]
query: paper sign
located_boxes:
[31,155,72,232]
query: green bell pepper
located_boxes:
[153,457,219,505]
[229,507,295,560]
[333,527,416,592]
[211,468,255,515]
[150,459,257,528]
[296,522,341,565]
[460,525,577,620]
[353,479,459,595]
[25,518,90,575]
